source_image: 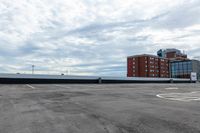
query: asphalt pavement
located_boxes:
[0,83,200,133]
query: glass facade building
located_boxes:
[170,60,200,79]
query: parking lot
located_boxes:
[0,83,200,133]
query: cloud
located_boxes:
[152,0,200,29]
[0,0,199,76]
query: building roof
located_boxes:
[127,54,168,59]
[158,48,187,56]
[170,59,200,63]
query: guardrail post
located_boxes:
[170,79,173,83]
[98,77,102,84]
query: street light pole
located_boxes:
[32,65,35,74]
[66,67,70,75]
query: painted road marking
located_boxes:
[165,87,179,90]
[157,91,200,102]
[54,85,71,89]
[26,84,35,89]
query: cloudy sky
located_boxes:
[0,0,200,76]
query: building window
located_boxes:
[150,66,154,68]
[150,74,154,77]
[150,61,154,64]
[150,70,154,72]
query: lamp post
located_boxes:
[32,65,35,74]
[66,67,70,75]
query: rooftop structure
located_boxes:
[157,49,188,61]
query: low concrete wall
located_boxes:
[102,80,192,84]
[0,74,194,84]
[0,78,99,84]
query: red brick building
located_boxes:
[127,54,169,78]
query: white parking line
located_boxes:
[54,85,71,89]
[165,87,179,90]
[26,84,35,89]
[157,91,200,102]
